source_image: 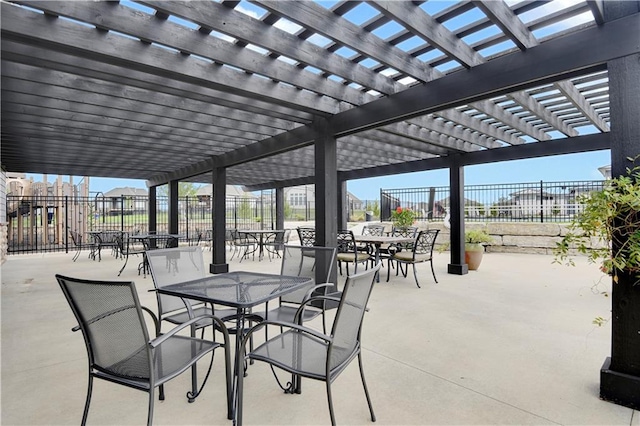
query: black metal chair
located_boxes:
[253,245,337,336]
[55,274,232,426]
[378,225,419,265]
[360,224,386,266]
[237,263,381,426]
[387,229,440,288]
[296,227,316,247]
[337,229,371,276]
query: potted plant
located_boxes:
[391,206,416,230]
[465,228,492,271]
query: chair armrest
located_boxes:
[240,319,331,350]
[302,282,334,301]
[294,295,341,324]
[150,314,230,348]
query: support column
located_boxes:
[313,117,338,288]
[337,179,347,230]
[275,187,285,231]
[168,180,179,235]
[148,185,157,235]
[600,46,640,408]
[211,167,229,274]
[447,155,468,275]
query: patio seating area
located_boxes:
[2,248,636,425]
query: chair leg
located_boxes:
[358,352,376,422]
[430,259,438,284]
[147,389,155,426]
[237,353,245,426]
[326,380,337,426]
[81,375,93,426]
[412,263,421,289]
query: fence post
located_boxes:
[64,196,69,254]
[540,180,544,223]
[185,196,190,241]
[120,196,125,231]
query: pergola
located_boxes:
[1,0,639,409]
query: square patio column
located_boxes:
[447,155,468,275]
[275,187,284,231]
[211,167,228,274]
[600,45,640,408]
[337,179,347,230]
[168,180,178,235]
[313,117,339,288]
[148,185,157,235]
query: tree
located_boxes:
[156,182,202,197]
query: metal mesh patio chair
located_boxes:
[386,229,440,288]
[231,231,258,262]
[146,246,237,331]
[69,229,97,262]
[264,229,291,261]
[253,245,337,335]
[117,232,147,276]
[337,230,371,276]
[237,263,382,426]
[55,274,232,426]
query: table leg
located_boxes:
[374,244,381,282]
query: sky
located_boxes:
[26,149,611,200]
[23,0,609,200]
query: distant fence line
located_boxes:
[6,179,605,254]
[5,194,278,254]
[379,180,605,223]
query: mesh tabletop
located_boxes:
[156,272,312,309]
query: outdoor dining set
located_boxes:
[58,225,440,425]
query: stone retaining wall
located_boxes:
[372,221,594,255]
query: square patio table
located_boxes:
[156,271,313,423]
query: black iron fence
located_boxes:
[6,194,276,254]
[380,180,605,223]
[6,179,606,254]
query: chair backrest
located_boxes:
[336,230,357,255]
[147,246,207,316]
[362,225,385,236]
[279,245,337,304]
[328,263,381,370]
[412,229,440,258]
[297,227,316,247]
[391,226,418,238]
[69,229,82,247]
[56,275,152,381]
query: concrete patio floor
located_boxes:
[2,246,638,425]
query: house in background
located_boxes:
[598,165,611,179]
[284,185,314,210]
[102,187,147,215]
[195,184,257,213]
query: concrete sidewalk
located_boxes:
[1,248,637,425]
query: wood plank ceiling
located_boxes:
[0,0,624,189]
